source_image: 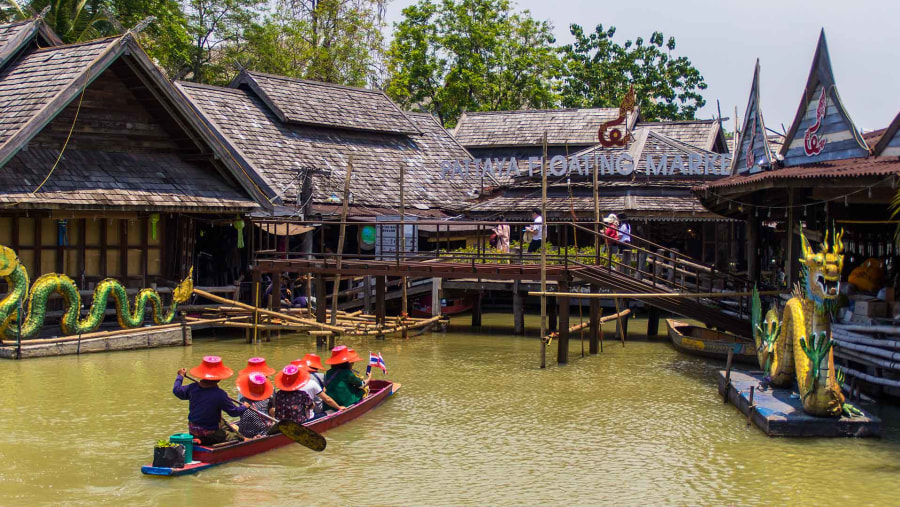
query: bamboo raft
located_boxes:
[191,288,448,338]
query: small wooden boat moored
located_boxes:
[141,379,400,477]
[666,319,758,365]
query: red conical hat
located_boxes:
[274,364,310,391]
[239,357,276,376]
[325,345,362,365]
[189,356,234,381]
[235,372,274,401]
[291,353,325,371]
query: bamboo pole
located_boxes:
[540,132,548,369]
[400,161,408,339]
[253,280,260,344]
[331,156,354,327]
[193,288,346,333]
[614,297,625,346]
[527,290,787,299]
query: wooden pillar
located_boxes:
[589,284,600,354]
[431,277,442,317]
[363,276,372,314]
[472,292,483,327]
[557,279,569,364]
[786,189,801,286]
[548,292,557,332]
[746,217,760,284]
[376,275,386,330]
[271,272,282,310]
[316,276,327,323]
[647,306,660,337]
[615,301,629,343]
[513,280,525,335]
[251,269,261,344]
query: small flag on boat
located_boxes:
[368,353,387,375]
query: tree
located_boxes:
[560,24,707,121]
[386,0,559,127]
[109,0,191,79]
[177,0,262,84]
[228,0,386,87]
[1,0,112,42]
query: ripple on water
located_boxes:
[0,317,899,505]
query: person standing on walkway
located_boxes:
[526,208,544,253]
[493,216,510,254]
[618,213,632,274]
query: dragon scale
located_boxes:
[0,245,193,340]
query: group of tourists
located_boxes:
[172,345,371,445]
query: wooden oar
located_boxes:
[183,373,326,452]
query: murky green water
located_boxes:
[1,314,899,506]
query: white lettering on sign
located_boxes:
[441,154,732,179]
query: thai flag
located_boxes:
[368,353,387,375]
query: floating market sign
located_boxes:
[440,153,733,179]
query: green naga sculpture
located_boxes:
[751,227,862,417]
[0,245,194,340]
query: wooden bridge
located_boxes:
[249,219,755,364]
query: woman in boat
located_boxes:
[273,364,315,425]
[323,346,370,408]
[293,353,344,419]
[235,357,276,438]
[172,356,248,445]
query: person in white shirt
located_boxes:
[617,213,633,274]
[526,208,544,253]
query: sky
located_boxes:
[384,0,900,133]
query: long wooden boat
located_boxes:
[410,295,472,318]
[666,319,758,365]
[142,379,400,477]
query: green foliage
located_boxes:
[2,0,113,42]
[559,23,707,121]
[110,0,191,78]
[225,0,386,87]
[439,242,620,266]
[155,439,176,447]
[386,0,559,127]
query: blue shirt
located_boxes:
[173,375,246,430]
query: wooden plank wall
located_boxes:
[782,84,869,166]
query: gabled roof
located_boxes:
[637,119,727,153]
[453,108,639,148]
[731,60,773,175]
[0,35,271,210]
[177,81,476,212]
[0,18,62,72]
[780,30,869,165]
[873,111,900,158]
[230,71,421,136]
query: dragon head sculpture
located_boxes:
[799,226,844,309]
[173,267,194,304]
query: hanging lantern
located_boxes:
[234,218,245,248]
[57,219,68,246]
[149,213,160,240]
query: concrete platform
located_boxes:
[718,369,881,437]
[0,325,191,359]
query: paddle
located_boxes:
[183,373,326,452]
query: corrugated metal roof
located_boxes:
[696,157,900,190]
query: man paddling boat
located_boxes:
[173,356,248,445]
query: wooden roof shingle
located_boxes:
[177,82,477,212]
[232,71,421,136]
[453,108,638,148]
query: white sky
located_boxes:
[384,0,900,133]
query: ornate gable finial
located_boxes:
[598,85,636,147]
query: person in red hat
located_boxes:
[239,357,276,377]
[173,356,248,445]
[323,346,370,408]
[272,364,315,425]
[235,372,275,438]
[292,354,344,419]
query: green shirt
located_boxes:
[323,368,365,407]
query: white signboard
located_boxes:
[375,215,418,261]
[440,153,732,179]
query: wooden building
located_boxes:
[0,20,268,290]
[176,71,480,256]
[694,30,900,286]
[454,108,739,267]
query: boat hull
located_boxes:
[666,319,758,365]
[142,379,400,477]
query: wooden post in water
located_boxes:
[723,348,734,403]
[540,132,548,368]
[747,386,755,427]
[330,157,353,328]
[472,292,483,327]
[557,278,570,364]
[589,285,600,354]
[513,280,525,335]
[399,161,409,338]
[376,276,386,339]
[431,277,442,317]
[647,306,660,337]
[614,298,626,346]
[251,270,261,344]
